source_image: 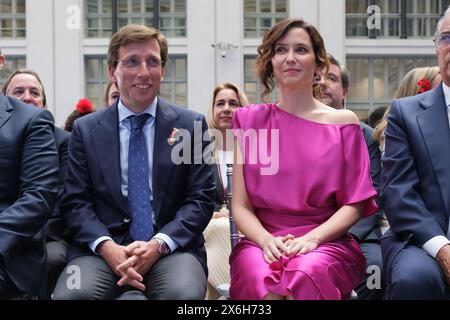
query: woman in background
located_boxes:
[203,82,249,299]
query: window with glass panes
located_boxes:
[244,0,288,38]
[85,0,186,38]
[244,56,278,104]
[346,56,438,117]
[406,0,450,38]
[0,55,26,87]
[85,55,187,108]
[0,0,25,38]
[159,0,186,37]
[85,0,113,38]
[159,55,187,106]
[85,56,109,108]
[117,0,154,29]
[346,0,450,38]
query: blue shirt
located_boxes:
[90,97,178,253]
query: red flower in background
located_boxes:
[417,78,432,94]
[76,98,94,114]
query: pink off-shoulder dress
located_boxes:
[230,104,377,300]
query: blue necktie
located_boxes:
[128,114,154,241]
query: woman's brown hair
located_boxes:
[255,18,329,102]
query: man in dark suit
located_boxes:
[381,8,450,300]
[318,54,384,299]
[1,69,71,298]
[53,24,215,300]
[0,82,59,298]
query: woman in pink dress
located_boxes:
[230,18,378,300]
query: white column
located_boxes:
[317,0,346,64]
[289,0,345,65]
[26,0,55,113]
[215,0,244,89]
[52,0,84,126]
[186,0,216,115]
[290,0,319,26]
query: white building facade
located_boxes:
[0,0,445,125]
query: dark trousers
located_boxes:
[52,252,206,300]
[0,266,20,300]
[45,241,68,299]
[355,241,385,300]
[384,244,450,300]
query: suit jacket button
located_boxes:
[124,218,130,223]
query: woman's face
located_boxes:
[107,83,120,106]
[213,88,240,131]
[271,27,316,90]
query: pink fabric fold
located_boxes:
[229,104,377,300]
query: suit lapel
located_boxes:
[417,86,450,214]
[0,96,13,130]
[92,104,130,216]
[152,99,181,218]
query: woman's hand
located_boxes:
[260,234,295,264]
[212,207,229,219]
[284,236,320,258]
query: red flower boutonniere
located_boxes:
[417,78,432,94]
[167,128,179,146]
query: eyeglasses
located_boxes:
[116,56,163,69]
[435,33,450,47]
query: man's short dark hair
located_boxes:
[327,54,349,91]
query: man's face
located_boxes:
[318,64,348,110]
[109,38,164,112]
[436,17,450,86]
[6,73,45,107]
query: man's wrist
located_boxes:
[436,244,450,261]
[97,239,114,256]
[152,237,171,256]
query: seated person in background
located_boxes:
[316,54,384,300]
[52,24,215,300]
[0,48,59,299]
[203,82,249,299]
[64,98,94,132]
[104,80,120,107]
[229,18,377,300]
[1,68,70,299]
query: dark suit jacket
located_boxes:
[0,95,59,296]
[349,122,382,242]
[43,127,71,242]
[61,98,216,273]
[380,85,450,271]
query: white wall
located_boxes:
[25,0,83,127]
[186,0,216,115]
[215,0,244,89]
